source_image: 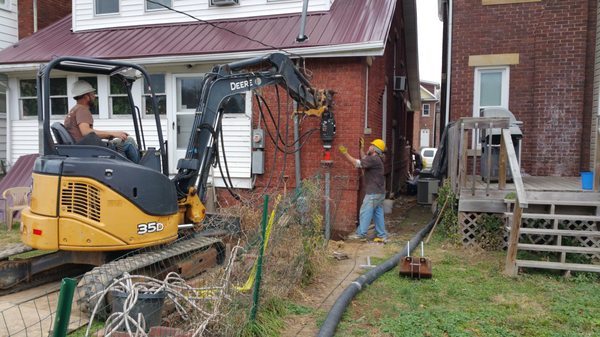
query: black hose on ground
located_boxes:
[316,213,438,337]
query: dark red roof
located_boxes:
[0,0,397,64]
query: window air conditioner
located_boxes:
[212,0,239,6]
[393,76,406,91]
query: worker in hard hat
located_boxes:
[339,138,388,243]
[64,80,140,163]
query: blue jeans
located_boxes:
[110,137,140,163]
[356,193,387,238]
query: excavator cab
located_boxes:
[21,57,180,252]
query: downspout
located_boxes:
[33,0,38,33]
[294,101,302,189]
[364,63,369,132]
[444,0,452,126]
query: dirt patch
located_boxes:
[282,196,434,336]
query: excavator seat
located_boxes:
[51,122,75,145]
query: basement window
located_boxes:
[146,0,171,11]
[95,0,119,15]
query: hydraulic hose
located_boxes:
[316,213,437,337]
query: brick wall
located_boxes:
[451,0,596,176]
[18,0,71,40]
[215,4,412,239]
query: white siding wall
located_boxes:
[7,65,254,188]
[0,1,17,50]
[73,0,332,32]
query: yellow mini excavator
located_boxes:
[0,53,334,311]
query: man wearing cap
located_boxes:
[339,138,388,242]
[64,80,139,163]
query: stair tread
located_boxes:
[504,212,600,221]
[514,228,600,236]
[516,260,600,272]
[517,243,600,253]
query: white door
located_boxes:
[420,129,430,148]
[170,75,204,173]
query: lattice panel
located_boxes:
[521,218,555,245]
[560,220,600,260]
[459,212,508,248]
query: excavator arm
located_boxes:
[173,53,331,211]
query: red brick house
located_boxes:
[413,81,440,149]
[0,0,421,238]
[439,0,597,177]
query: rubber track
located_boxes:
[77,235,224,314]
[0,243,33,260]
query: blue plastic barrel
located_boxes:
[581,171,593,190]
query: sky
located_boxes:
[416,0,443,84]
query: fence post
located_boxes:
[52,278,76,337]
[504,199,522,277]
[250,194,269,321]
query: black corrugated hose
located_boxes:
[316,213,437,337]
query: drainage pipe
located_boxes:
[316,213,437,337]
[293,103,302,189]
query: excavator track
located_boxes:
[76,234,225,315]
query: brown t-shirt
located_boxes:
[64,104,94,142]
[360,154,385,195]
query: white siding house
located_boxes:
[0,0,17,167]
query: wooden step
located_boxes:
[516,260,600,273]
[517,243,600,254]
[505,199,600,207]
[504,212,600,222]
[517,228,600,237]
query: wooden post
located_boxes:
[460,125,468,190]
[498,131,507,190]
[595,128,600,191]
[504,198,522,277]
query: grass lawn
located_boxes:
[334,237,600,337]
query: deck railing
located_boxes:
[447,117,528,276]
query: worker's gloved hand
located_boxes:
[338,145,348,155]
[359,137,364,149]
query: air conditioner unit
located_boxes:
[393,76,406,91]
[212,0,238,6]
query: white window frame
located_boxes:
[145,0,171,11]
[142,74,166,116]
[109,77,130,118]
[94,0,119,16]
[49,78,68,117]
[473,66,510,117]
[422,103,430,117]
[18,79,37,119]
[0,0,11,11]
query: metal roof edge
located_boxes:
[0,41,385,72]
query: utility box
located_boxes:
[252,150,264,174]
[417,178,439,205]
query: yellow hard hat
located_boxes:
[371,139,386,152]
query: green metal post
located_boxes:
[52,278,77,337]
[250,194,269,321]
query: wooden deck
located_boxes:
[458,176,600,213]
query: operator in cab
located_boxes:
[64,80,140,163]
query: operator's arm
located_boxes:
[339,145,361,168]
[78,122,128,141]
